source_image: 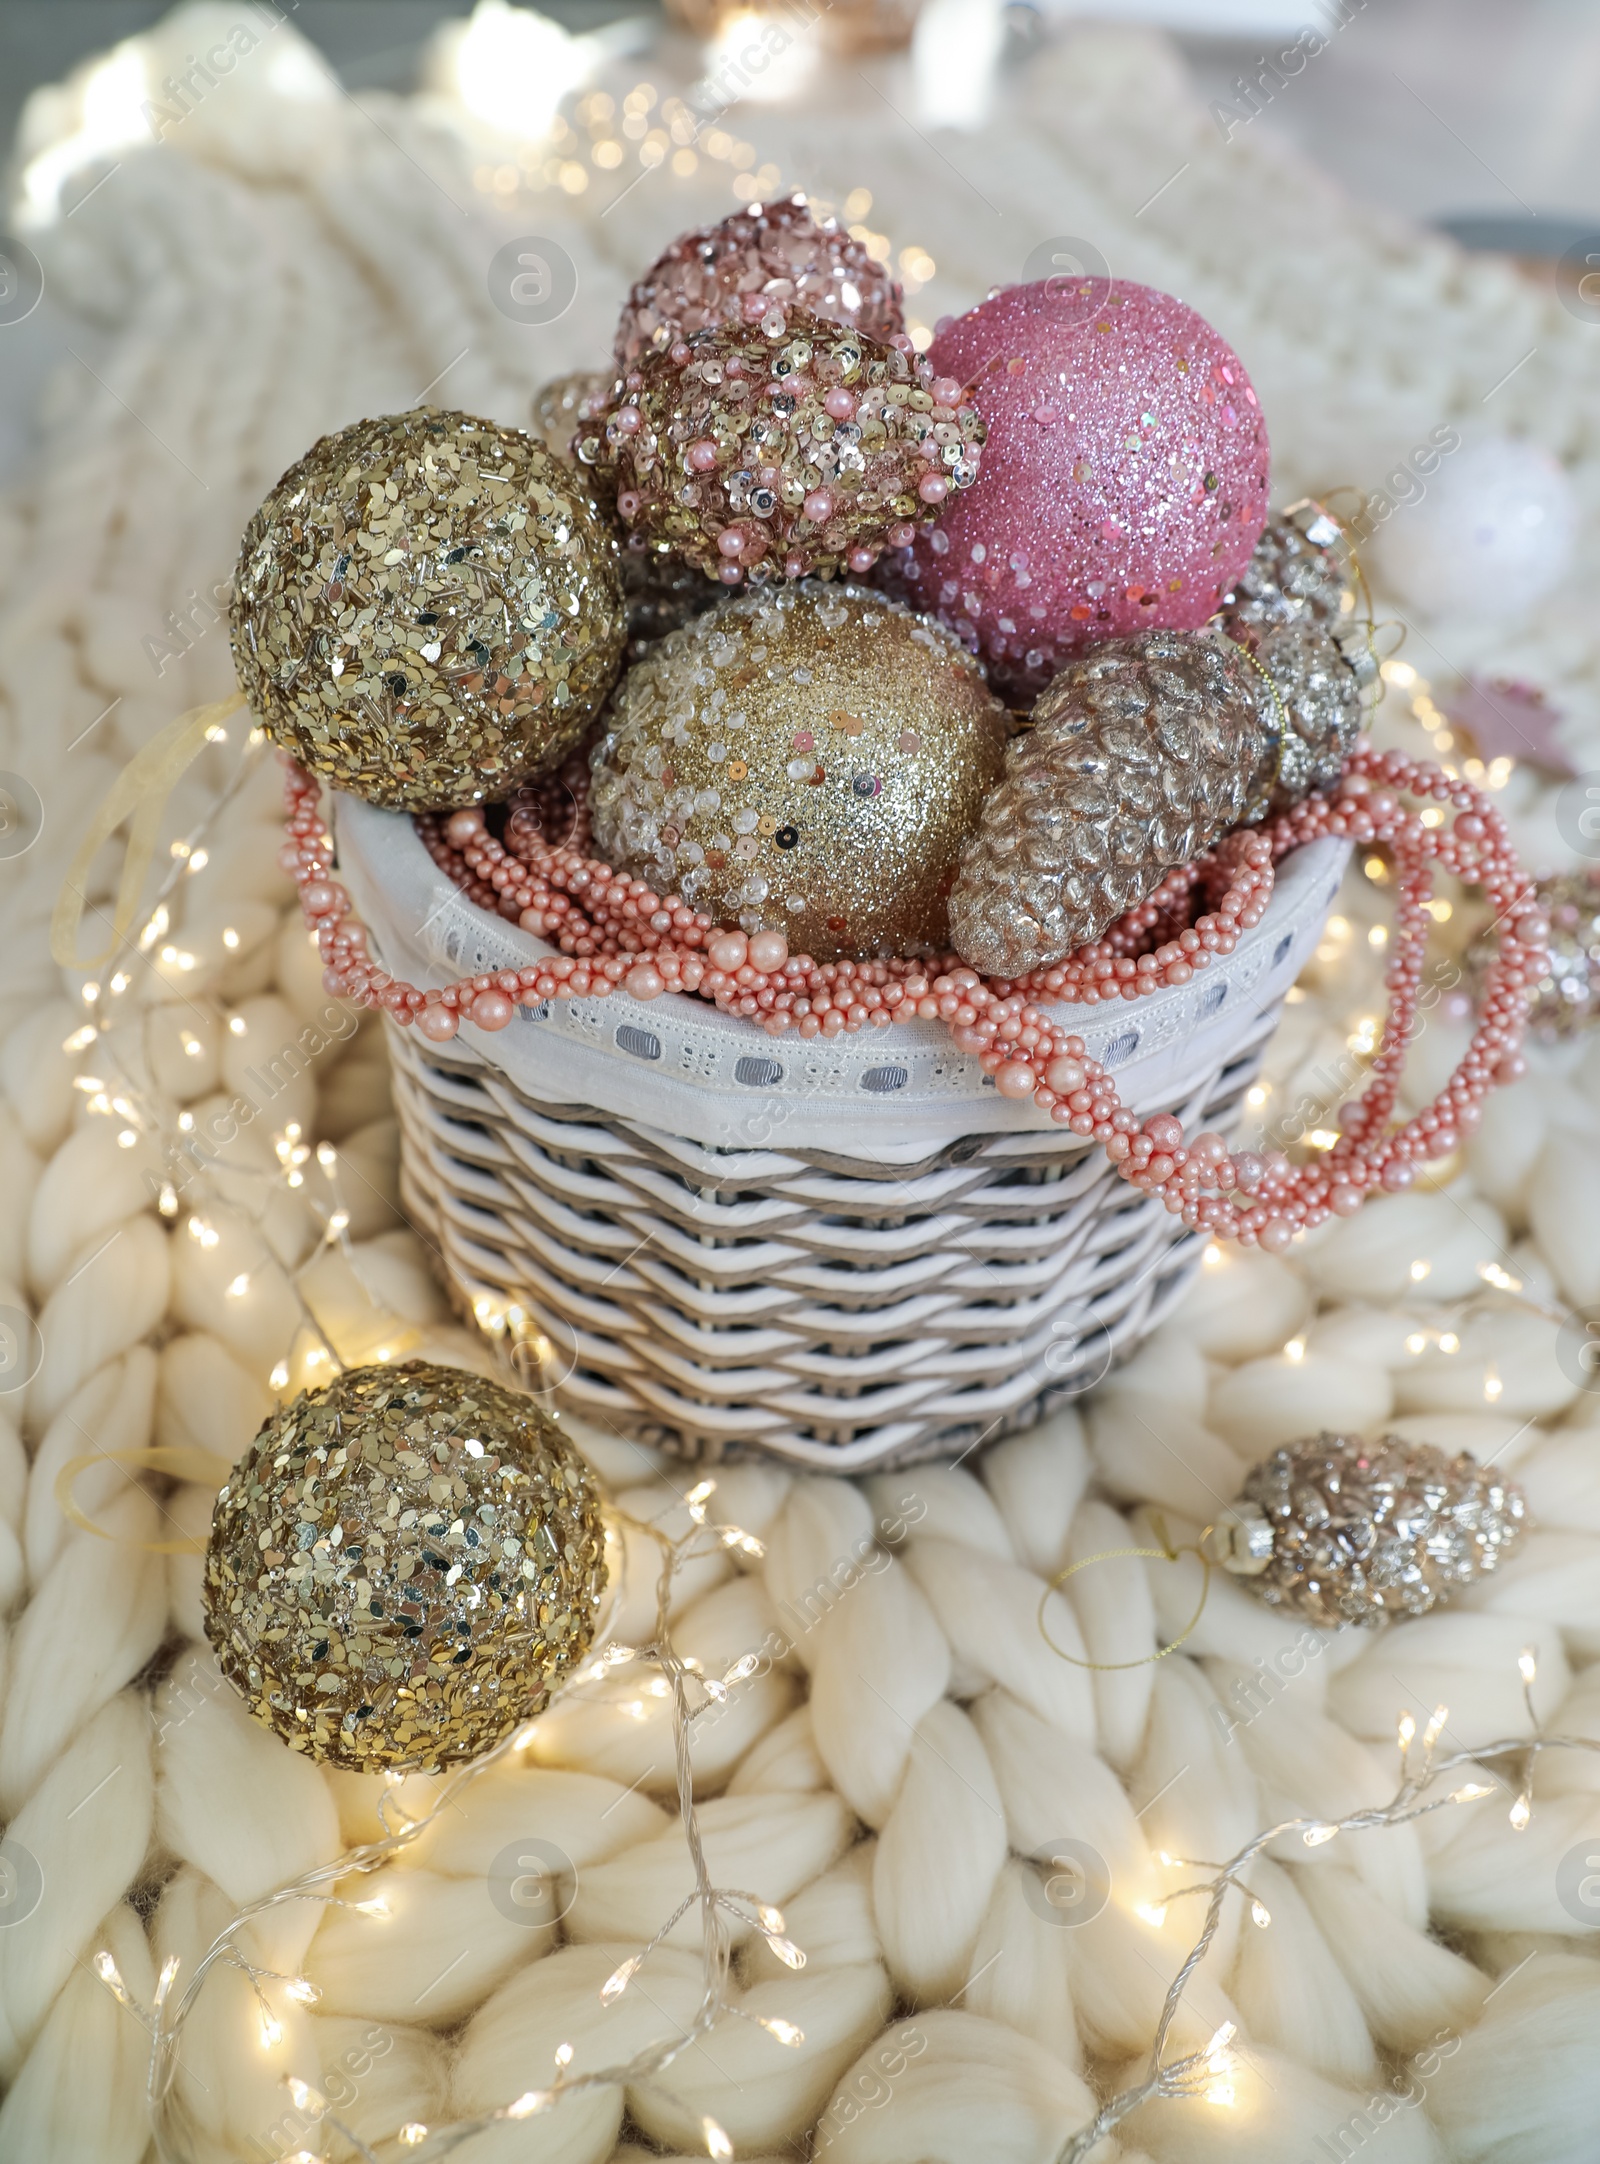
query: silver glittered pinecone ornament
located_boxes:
[1464,867,1600,1040]
[1220,500,1377,812]
[1202,1431,1528,1628]
[1221,498,1359,634]
[949,512,1377,977]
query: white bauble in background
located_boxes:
[1371,434,1578,622]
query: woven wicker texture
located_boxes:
[388,1002,1284,1469]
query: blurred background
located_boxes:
[3,0,1596,236]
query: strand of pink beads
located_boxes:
[281,743,1540,1249]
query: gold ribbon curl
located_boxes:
[55,1446,234,1554]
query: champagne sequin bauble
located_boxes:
[589,583,1009,961]
[949,629,1271,976]
[202,1362,607,1772]
[231,410,625,811]
[583,312,984,585]
[895,279,1271,699]
[1203,1431,1528,1628]
[530,370,613,463]
[1466,868,1600,1039]
[614,193,904,370]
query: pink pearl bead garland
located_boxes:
[283,743,1540,1249]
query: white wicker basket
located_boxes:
[337,798,1348,1469]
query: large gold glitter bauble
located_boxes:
[589,584,1010,962]
[1204,1431,1528,1628]
[202,1362,607,1772]
[230,409,625,812]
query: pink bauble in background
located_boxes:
[893,278,1271,698]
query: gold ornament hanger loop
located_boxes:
[1038,1515,1215,1670]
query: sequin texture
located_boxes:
[230,409,625,811]
[530,369,614,463]
[589,583,1009,961]
[584,312,984,585]
[202,1362,607,1771]
[614,192,904,369]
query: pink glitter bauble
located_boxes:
[895,279,1271,699]
[615,194,904,371]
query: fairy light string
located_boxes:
[46,721,793,2157]
[94,1484,798,2164]
[58,712,1595,2162]
[1054,1645,1600,2164]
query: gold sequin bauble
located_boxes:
[589,583,1010,962]
[202,1362,607,1772]
[580,311,984,586]
[949,629,1271,976]
[1465,868,1600,1039]
[230,409,625,811]
[1204,1431,1528,1628]
[614,193,904,371]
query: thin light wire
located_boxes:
[1055,1653,1596,2162]
[96,1494,787,2163]
[65,736,790,2160]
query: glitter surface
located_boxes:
[231,409,625,811]
[896,279,1271,698]
[1221,503,1354,635]
[614,193,904,370]
[1219,508,1373,815]
[202,1362,606,1772]
[589,583,1009,961]
[1223,1431,1528,1629]
[583,312,983,585]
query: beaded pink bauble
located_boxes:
[894,279,1271,699]
[615,194,904,371]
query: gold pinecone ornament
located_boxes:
[948,630,1265,977]
[948,511,1376,977]
[1203,1431,1528,1628]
